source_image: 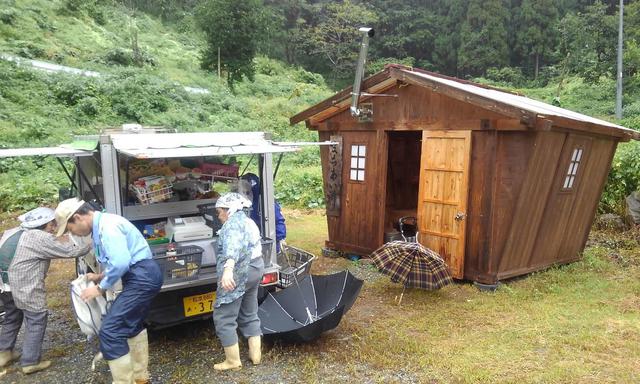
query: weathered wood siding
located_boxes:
[319,130,386,254]
[464,131,534,282]
[465,131,617,283]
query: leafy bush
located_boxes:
[275,167,325,209]
[600,141,640,214]
[485,67,527,87]
[0,158,69,211]
[103,48,157,67]
[293,68,325,87]
[254,56,286,76]
[0,9,16,25]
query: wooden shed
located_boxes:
[290,64,640,285]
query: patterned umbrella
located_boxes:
[370,241,453,290]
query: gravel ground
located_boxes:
[0,256,410,384]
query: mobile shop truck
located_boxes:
[0,127,319,328]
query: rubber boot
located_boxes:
[20,360,51,374]
[127,329,150,384]
[213,343,242,371]
[0,350,20,368]
[248,336,261,365]
[107,353,134,384]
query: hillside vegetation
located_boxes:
[0,0,330,210]
[0,0,639,214]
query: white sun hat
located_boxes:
[18,207,55,229]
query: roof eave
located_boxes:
[289,66,398,125]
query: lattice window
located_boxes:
[562,148,583,190]
[349,144,366,182]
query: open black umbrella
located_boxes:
[258,270,363,343]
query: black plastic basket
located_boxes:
[152,244,203,283]
[277,245,315,288]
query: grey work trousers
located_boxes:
[0,292,48,366]
[213,257,264,347]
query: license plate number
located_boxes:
[183,291,215,317]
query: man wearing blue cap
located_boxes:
[0,207,91,374]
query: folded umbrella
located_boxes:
[370,241,453,290]
[258,270,363,343]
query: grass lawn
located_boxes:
[282,209,640,383]
[4,208,638,383]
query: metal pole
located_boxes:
[615,0,624,119]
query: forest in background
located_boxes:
[1,0,640,214]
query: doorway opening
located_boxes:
[384,131,422,241]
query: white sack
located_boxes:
[70,274,107,337]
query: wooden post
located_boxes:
[217,47,221,79]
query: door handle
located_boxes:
[454,212,466,221]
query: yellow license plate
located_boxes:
[183,291,216,317]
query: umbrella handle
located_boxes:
[397,286,406,305]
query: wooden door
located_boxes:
[417,130,471,278]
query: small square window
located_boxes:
[349,144,366,182]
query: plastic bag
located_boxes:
[70,275,107,337]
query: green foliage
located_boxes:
[369,1,436,70]
[297,0,378,85]
[558,1,617,83]
[514,0,559,78]
[484,67,527,87]
[275,166,325,209]
[196,0,270,89]
[103,47,157,67]
[0,158,71,211]
[601,141,640,214]
[0,9,16,25]
[458,0,510,77]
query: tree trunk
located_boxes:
[534,53,539,80]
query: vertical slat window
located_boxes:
[349,144,366,182]
[562,148,583,191]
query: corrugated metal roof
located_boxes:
[110,132,300,159]
[0,146,94,158]
[406,69,625,130]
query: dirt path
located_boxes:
[1,256,411,384]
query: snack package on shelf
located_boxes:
[130,175,173,205]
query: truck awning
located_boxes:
[0,146,94,158]
[110,132,302,159]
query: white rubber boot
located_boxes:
[127,329,149,384]
[213,343,242,371]
[0,350,20,368]
[248,336,261,365]
[107,353,134,384]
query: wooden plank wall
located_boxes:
[319,130,386,254]
[494,132,617,281]
[465,131,534,283]
[320,84,507,126]
[496,131,566,276]
[557,138,617,263]
[464,131,496,282]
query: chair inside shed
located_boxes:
[384,131,421,241]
